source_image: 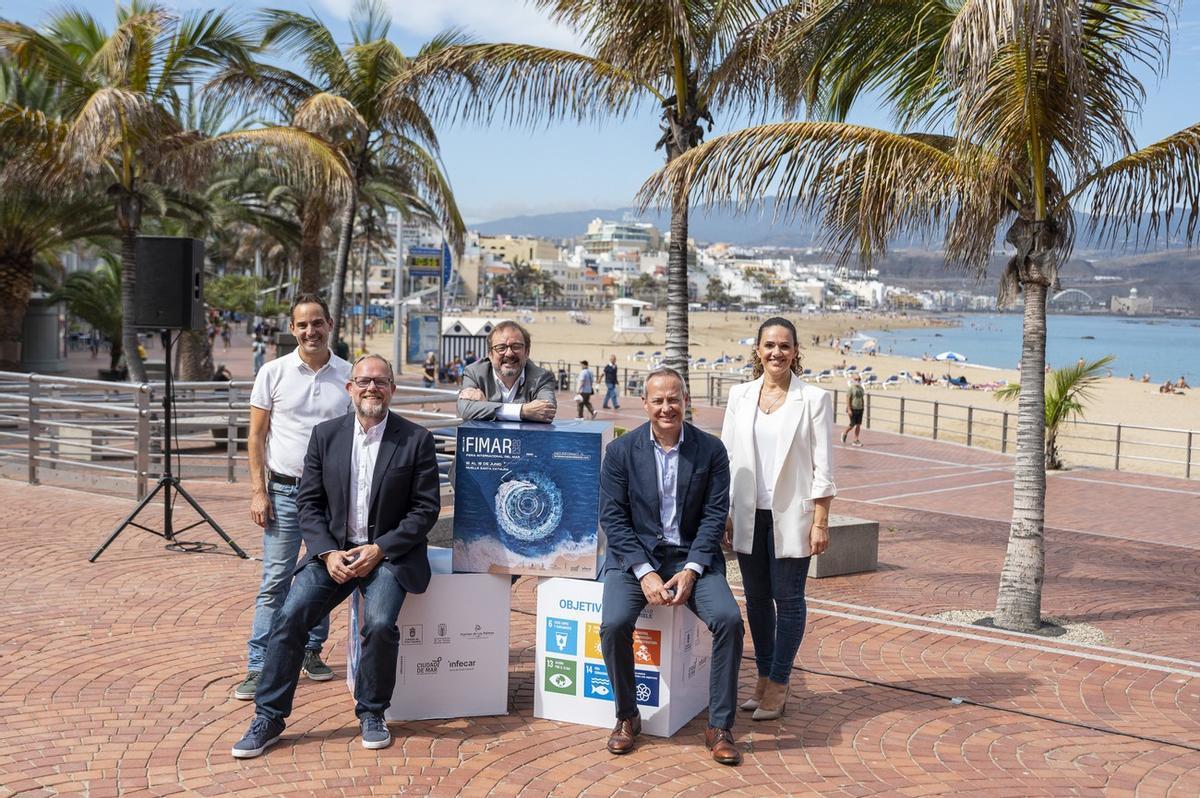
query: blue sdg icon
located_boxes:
[545,617,578,656]
[583,662,614,701]
[633,669,660,707]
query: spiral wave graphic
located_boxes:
[495,470,563,544]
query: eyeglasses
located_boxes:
[491,343,526,354]
[351,377,393,389]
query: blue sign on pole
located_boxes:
[441,242,452,288]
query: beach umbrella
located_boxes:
[935,351,967,362]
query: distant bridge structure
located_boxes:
[1051,288,1096,305]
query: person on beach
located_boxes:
[842,373,865,446]
[576,359,597,419]
[720,317,836,721]
[421,352,436,389]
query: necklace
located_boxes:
[758,386,786,414]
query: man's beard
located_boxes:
[355,395,387,419]
[497,358,521,378]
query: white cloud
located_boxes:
[317,0,585,50]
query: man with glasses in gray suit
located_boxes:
[456,320,557,423]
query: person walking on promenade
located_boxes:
[235,294,351,702]
[456,320,557,422]
[421,352,436,389]
[842,373,865,446]
[232,354,441,757]
[252,335,267,376]
[598,367,744,765]
[576,359,597,419]
[602,354,621,410]
[720,317,836,720]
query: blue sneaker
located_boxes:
[231,715,285,759]
[360,713,392,750]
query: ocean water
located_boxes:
[859,313,1200,383]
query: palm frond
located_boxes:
[257,9,352,93]
[62,86,178,174]
[204,63,320,119]
[383,43,656,129]
[637,121,1006,271]
[1068,123,1200,248]
[293,92,368,145]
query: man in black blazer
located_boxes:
[598,367,744,765]
[232,354,441,758]
[456,320,557,422]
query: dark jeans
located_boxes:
[576,392,595,418]
[599,546,744,730]
[255,559,407,722]
[737,510,811,685]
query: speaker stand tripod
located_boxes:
[90,331,248,562]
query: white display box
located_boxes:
[533,577,713,737]
[346,547,511,721]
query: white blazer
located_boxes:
[720,375,837,558]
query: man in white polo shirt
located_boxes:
[234,293,352,701]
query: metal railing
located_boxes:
[0,371,461,499]
[700,371,1199,480]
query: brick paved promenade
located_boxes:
[2,399,1200,795]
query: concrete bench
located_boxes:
[811,514,879,578]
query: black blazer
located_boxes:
[599,421,730,575]
[296,411,442,594]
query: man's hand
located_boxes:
[810,522,830,556]
[520,399,556,422]
[322,550,355,584]
[722,516,733,549]
[458,387,485,402]
[345,543,385,578]
[250,490,274,528]
[638,571,673,606]
[663,568,697,606]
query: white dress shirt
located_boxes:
[633,425,703,580]
[494,367,526,421]
[347,418,386,545]
[249,349,351,477]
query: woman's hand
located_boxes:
[723,515,733,548]
[809,522,829,556]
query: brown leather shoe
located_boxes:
[606,715,641,755]
[705,726,742,766]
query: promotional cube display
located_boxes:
[453,420,612,578]
[346,547,510,721]
[533,577,713,738]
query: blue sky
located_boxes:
[4,0,1199,224]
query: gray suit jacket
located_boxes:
[456,358,558,421]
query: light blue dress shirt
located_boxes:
[633,425,703,580]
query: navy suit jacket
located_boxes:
[599,421,730,576]
[296,411,441,594]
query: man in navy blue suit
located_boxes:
[598,367,744,765]
[232,354,441,758]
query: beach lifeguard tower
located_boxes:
[611,298,655,344]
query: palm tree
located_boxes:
[491,258,562,306]
[385,0,793,393]
[209,0,467,347]
[1,2,350,382]
[996,355,1115,471]
[0,58,113,370]
[50,255,123,372]
[640,1,1200,631]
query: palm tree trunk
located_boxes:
[0,253,34,370]
[175,330,212,381]
[120,229,146,383]
[665,184,691,393]
[328,190,358,346]
[297,202,325,294]
[994,279,1049,631]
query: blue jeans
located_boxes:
[602,383,620,409]
[245,481,330,672]
[736,510,811,685]
[255,559,407,721]
[600,546,743,730]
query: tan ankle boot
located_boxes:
[739,676,770,711]
[752,680,790,720]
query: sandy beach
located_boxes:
[369,308,1200,432]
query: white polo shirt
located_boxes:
[250,349,352,478]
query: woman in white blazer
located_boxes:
[720,317,836,720]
